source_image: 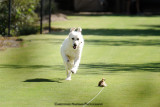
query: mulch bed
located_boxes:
[0,37,23,51]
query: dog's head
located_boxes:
[69,27,84,50]
[102,78,106,81]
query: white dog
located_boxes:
[61,27,84,80]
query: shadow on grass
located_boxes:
[29,37,160,46]
[23,34,160,46]
[50,28,160,36]
[138,25,160,28]
[24,31,160,46]
[70,14,160,17]
[85,39,160,46]
[0,64,64,70]
[80,62,160,74]
[83,29,160,36]
[23,78,63,83]
[1,62,159,76]
[24,38,63,44]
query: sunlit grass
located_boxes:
[0,15,160,107]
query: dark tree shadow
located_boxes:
[50,28,160,36]
[85,39,160,46]
[82,29,160,36]
[25,38,63,44]
[0,64,64,70]
[138,25,160,28]
[80,62,160,75]
[0,64,65,83]
[23,78,63,83]
[69,14,160,17]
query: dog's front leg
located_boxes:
[65,62,72,80]
[71,56,81,74]
[66,70,72,80]
[61,52,72,80]
[64,61,72,80]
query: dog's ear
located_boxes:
[77,27,82,32]
[70,28,76,32]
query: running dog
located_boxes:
[61,27,84,80]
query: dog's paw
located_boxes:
[71,68,77,74]
[65,77,71,80]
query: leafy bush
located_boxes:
[0,0,8,36]
[0,0,39,36]
[19,24,39,35]
[43,0,57,15]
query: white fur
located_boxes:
[61,27,84,80]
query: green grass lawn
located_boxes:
[0,15,160,107]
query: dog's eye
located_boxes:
[77,38,79,40]
[72,38,74,40]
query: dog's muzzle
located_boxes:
[73,44,77,49]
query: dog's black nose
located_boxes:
[73,44,77,49]
[73,44,77,46]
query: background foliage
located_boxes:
[0,0,39,36]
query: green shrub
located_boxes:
[19,24,39,35]
[0,0,8,36]
[0,0,39,36]
[43,0,58,15]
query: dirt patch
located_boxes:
[43,27,67,33]
[43,13,68,23]
[42,13,68,33]
[0,37,23,51]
